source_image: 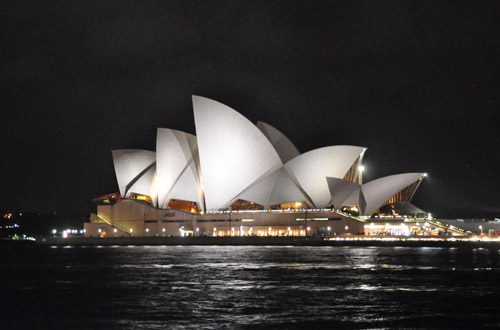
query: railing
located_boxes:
[426,219,469,236]
[96,214,131,236]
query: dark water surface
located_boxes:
[1,245,500,329]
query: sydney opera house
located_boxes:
[85,96,434,238]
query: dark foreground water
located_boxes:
[1,244,500,329]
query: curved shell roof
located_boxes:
[128,164,157,201]
[107,96,426,214]
[361,172,425,216]
[156,128,202,209]
[192,95,283,211]
[326,173,425,216]
[237,167,309,207]
[111,149,156,198]
[285,145,366,208]
[326,177,361,209]
[257,121,300,163]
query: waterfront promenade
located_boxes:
[35,235,500,248]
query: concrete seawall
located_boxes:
[36,236,500,248]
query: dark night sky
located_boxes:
[1,1,499,219]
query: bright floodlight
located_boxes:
[358,165,365,172]
[424,173,428,177]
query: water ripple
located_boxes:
[1,245,499,329]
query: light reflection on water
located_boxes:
[1,245,500,329]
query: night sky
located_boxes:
[2,1,499,219]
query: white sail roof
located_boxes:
[285,145,366,208]
[156,128,202,209]
[326,177,361,208]
[192,95,283,210]
[168,167,201,205]
[361,173,425,216]
[268,168,310,206]
[111,149,156,198]
[238,167,309,207]
[108,96,427,214]
[236,169,278,207]
[128,164,157,199]
[257,121,300,163]
[326,173,426,215]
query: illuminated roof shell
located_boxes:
[326,173,425,215]
[284,145,366,208]
[237,167,309,207]
[361,173,425,216]
[111,149,156,198]
[192,95,283,211]
[107,96,427,214]
[129,164,157,203]
[326,177,362,209]
[156,128,202,209]
[257,121,300,163]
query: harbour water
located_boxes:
[1,244,500,329]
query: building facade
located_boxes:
[85,95,428,238]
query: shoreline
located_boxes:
[30,236,500,248]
